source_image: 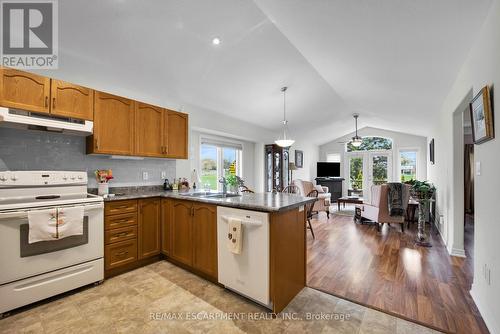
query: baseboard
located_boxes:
[470,285,497,334]
[449,247,466,258]
[432,218,450,254]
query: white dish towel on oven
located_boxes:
[227,217,243,255]
[28,206,84,243]
[56,206,84,239]
[28,208,58,243]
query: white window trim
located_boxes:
[199,134,244,192]
[398,147,420,182]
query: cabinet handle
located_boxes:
[45,96,48,108]
[165,144,169,153]
[94,138,99,149]
[52,97,56,109]
[116,251,129,257]
[114,232,129,237]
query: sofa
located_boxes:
[357,183,410,232]
[293,179,331,218]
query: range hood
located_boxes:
[0,107,93,135]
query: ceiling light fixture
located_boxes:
[351,113,363,147]
[212,37,221,45]
[275,86,295,148]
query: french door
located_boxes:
[345,152,393,202]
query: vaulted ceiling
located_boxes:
[56,0,492,144]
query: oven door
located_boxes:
[0,202,103,285]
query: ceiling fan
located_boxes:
[336,114,363,145]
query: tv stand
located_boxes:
[315,177,344,203]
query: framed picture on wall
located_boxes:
[429,139,435,164]
[470,86,494,144]
[295,150,303,168]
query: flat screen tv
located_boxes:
[317,162,340,178]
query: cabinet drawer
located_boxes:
[105,200,137,216]
[105,212,137,230]
[105,239,137,270]
[105,225,137,245]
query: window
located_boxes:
[200,138,242,191]
[326,153,341,162]
[346,137,392,152]
[399,150,417,182]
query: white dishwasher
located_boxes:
[217,206,271,308]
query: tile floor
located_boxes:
[0,261,440,333]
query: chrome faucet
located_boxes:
[219,176,227,195]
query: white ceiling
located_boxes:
[55,0,492,144]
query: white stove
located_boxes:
[0,171,104,316]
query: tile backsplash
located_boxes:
[0,127,176,188]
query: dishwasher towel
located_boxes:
[28,208,58,243]
[227,217,243,255]
[57,206,84,239]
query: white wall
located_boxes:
[319,127,428,193]
[427,1,499,332]
[290,139,319,183]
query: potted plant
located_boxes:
[405,180,436,200]
[405,179,436,247]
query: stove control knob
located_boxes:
[11,174,18,181]
[77,175,84,180]
[70,176,76,180]
[62,175,68,180]
[0,174,6,181]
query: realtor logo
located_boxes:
[1,0,58,69]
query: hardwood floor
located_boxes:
[306,209,488,334]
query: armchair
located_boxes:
[293,179,331,218]
[357,184,410,232]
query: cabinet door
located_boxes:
[170,200,193,266]
[50,79,93,120]
[161,199,170,255]
[135,102,164,157]
[192,203,217,278]
[165,110,188,159]
[92,92,135,155]
[0,68,50,113]
[138,198,161,259]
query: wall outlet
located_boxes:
[476,161,481,176]
[142,172,149,180]
[161,171,167,179]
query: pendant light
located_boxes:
[351,114,363,147]
[275,86,295,147]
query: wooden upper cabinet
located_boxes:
[50,80,93,120]
[138,198,161,259]
[165,110,188,159]
[170,200,193,266]
[90,92,135,155]
[192,203,217,278]
[0,67,50,113]
[135,102,164,157]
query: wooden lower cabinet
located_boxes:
[138,198,161,259]
[104,198,160,277]
[192,203,217,277]
[166,199,217,280]
[105,239,138,270]
[169,200,193,266]
[161,199,170,255]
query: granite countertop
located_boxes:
[90,186,316,212]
